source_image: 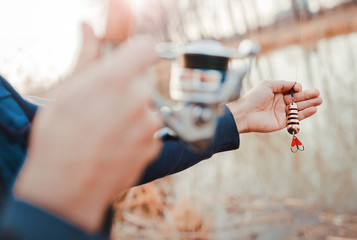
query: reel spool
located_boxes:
[154,39,261,151]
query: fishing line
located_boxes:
[287,1,305,153]
[295,1,303,82]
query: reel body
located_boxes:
[154,40,260,151]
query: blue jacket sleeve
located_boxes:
[0,76,37,121]
[0,77,109,240]
[0,76,36,213]
[0,76,37,193]
[0,75,240,188]
[1,197,108,240]
[0,75,239,240]
[139,105,240,184]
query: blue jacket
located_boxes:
[0,75,240,239]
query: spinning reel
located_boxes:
[101,0,260,152]
[154,39,261,151]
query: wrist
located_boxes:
[226,99,249,134]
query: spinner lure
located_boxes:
[287,83,304,153]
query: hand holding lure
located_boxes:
[287,82,304,153]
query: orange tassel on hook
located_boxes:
[287,83,304,153]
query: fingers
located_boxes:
[297,97,322,110]
[263,80,302,94]
[120,108,162,163]
[281,85,322,122]
[285,96,323,112]
[298,106,318,121]
[93,36,157,89]
[74,23,101,73]
[137,114,163,161]
[115,78,154,124]
[103,0,133,43]
[284,88,320,104]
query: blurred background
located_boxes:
[0,0,356,239]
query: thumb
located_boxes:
[74,23,101,73]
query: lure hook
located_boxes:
[291,144,304,153]
[290,134,304,153]
[297,144,304,151]
[291,146,298,153]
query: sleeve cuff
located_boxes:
[213,104,240,153]
[137,104,240,184]
[2,198,108,240]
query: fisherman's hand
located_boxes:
[15,37,161,233]
[73,23,101,73]
[227,80,322,133]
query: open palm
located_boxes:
[227,81,322,133]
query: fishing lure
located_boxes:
[287,83,304,153]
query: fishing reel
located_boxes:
[154,39,261,151]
